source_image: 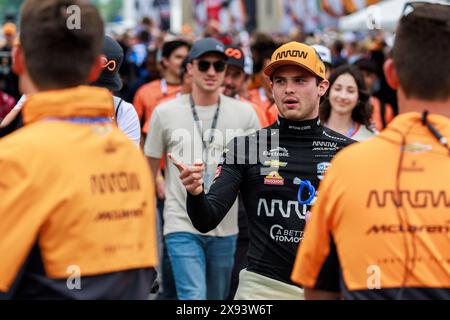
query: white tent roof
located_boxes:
[338,0,449,32]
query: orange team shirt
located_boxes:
[142,93,183,171]
[133,78,180,126]
[371,96,395,131]
[142,92,183,135]
[248,87,279,126]
[0,86,158,292]
[291,113,450,299]
[238,96,270,128]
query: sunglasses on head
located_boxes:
[401,1,450,30]
[195,60,226,73]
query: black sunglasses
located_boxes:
[195,60,226,73]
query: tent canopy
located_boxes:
[338,0,449,32]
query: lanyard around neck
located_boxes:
[258,87,267,102]
[189,94,221,152]
[160,78,167,96]
[347,121,362,138]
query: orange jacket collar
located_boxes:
[23,86,114,124]
[380,112,450,144]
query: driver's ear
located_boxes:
[318,78,329,97]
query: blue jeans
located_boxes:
[165,232,237,300]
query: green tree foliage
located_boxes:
[90,0,123,23]
[0,0,24,23]
[0,0,123,24]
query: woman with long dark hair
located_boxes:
[320,64,377,141]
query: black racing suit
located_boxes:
[187,117,355,285]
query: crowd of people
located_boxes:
[0,0,448,300]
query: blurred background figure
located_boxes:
[0,89,15,123]
[133,39,190,131]
[331,39,347,69]
[222,45,269,127]
[127,29,152,81]
[0,22,19,100]
[342,31,362,64]
[312,44,333,79]
[355,57,394,131]
[248,34,279,125]
[320,64,377,141]
[91,35,141,145]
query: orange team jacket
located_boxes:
[239,96,270,128]
[142,92,182,135]
[248,88,279,126]
[291,113,450,299]
[0,86,158,292]
[142,93,182,170]
[133,79,180,126]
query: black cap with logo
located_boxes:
[91,35,123,92]
[187,37,228,62]
[224,45,245,71]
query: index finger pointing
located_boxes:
[168,153,186,172]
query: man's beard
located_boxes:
[224,86,237,97]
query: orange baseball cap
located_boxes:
[264,41,326,80]
[3,22,16,36]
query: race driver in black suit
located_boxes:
[170,41,355,299]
